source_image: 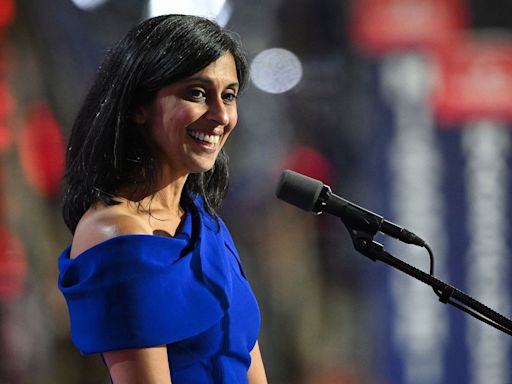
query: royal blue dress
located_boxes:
[58,199,261,383]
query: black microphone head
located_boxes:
[275,170,324,212]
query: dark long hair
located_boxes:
[62,14,248,233]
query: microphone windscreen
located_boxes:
[275,170,324,212]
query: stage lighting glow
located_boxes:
[147,0,232,26]
[250,48,303,94]
[70,0,109,11]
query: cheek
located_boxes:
[152,110,195,146]
[227,110,238,133]
[159,95,198,127]
[232,111,238,127]
[162,107,193,130]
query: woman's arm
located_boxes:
[104,345,172,384]
[248,341,268,384]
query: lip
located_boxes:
[188,131,219,154]
[188,130,221,143]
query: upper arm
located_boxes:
[248,341,268,384]
[104,346,172,384]
[71,208,171,382]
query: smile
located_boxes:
[188,131,220,146]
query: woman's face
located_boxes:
[141,52,240,178]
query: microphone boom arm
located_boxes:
[345,224,512,336]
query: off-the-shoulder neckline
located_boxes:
[63,233,192,261]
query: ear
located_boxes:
[134,106,148,124]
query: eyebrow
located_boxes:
[185,76,239,90]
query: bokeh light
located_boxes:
[250,48,303,94]
[0,83,14,154]
[147,0,232,26]
[70,0,109,11]
[0,225,27,300]
[18,103,65,199]
[0,0,15,31]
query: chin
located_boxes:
[189,163,215,174]
[184,153,220,175]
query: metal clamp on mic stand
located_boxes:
[344,223,512,337]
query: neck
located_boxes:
[121,168,189,216]
[151,180,186,213]
[151,172,189,211]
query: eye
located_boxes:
[222,92,238,103]
[187,88,206,101]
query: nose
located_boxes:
[206,97,230,126]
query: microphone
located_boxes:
[275,169,425,246]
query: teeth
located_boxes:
[190,131,220,144]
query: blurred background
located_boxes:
[1,0,512,383]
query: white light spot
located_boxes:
[70,0,109,11]
[250,48,303,94]
[147,0,232,27]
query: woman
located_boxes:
[57,14,267,383]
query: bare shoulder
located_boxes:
[70,202,148,259]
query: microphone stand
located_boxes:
[346,225,512,336]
